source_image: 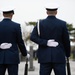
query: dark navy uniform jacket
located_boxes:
[30,16,71,63]
[0,18,27,64]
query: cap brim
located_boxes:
[45,2,59,10]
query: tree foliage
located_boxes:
[67,23,75,42]
[28,22,36,26]
[67,23,75,32]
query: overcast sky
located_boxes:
[0,0,75,27]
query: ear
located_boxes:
[55,10,57,15]
[46,11,49,15]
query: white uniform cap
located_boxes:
[45,2,59,10]
[1,5,14,13]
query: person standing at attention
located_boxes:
[0,6,29,75]
[30,2,71,75]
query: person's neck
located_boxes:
[4,17,12,19]
[48,14,56,16]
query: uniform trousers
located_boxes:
[0,64,18,75]
[40,62,66,75]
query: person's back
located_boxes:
[0,18,26,64]
[34,16,70,63]
[30,2,71,75]
[0,6,28,75]
[0,19,20,43]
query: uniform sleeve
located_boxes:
[16,24,27,56]
[62,23,71,57]
[30,25,47,46]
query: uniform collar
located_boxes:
[47,16,56,19]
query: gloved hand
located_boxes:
[47,39,59,47]
[0,43,12,49]
[26,53,30,60]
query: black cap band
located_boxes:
[3,10,14,14]
[46,8,58,11]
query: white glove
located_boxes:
[0,43,12,49]
[26,53,30,59]
[47,39,59,47]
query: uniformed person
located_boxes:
[30,2,71,75]
[0,6,29,75]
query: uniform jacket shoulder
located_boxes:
[11,21,20,26]
[57,18,66,24]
